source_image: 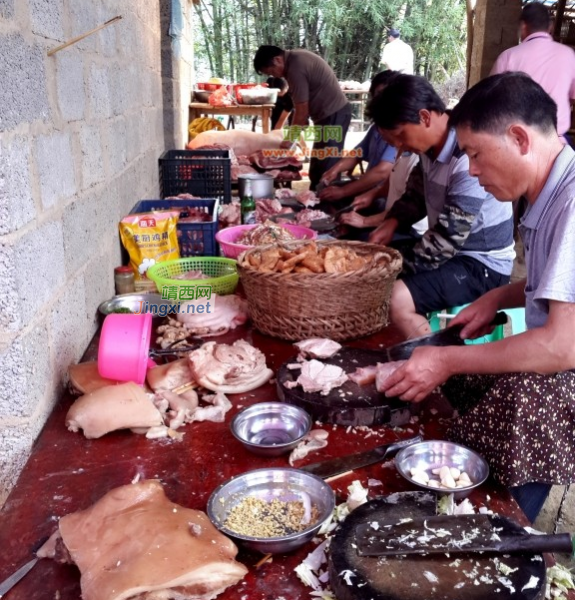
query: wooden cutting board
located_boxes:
[275,346,414,427]
[328,492,546,600]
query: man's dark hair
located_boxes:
[369,70,399,96]
[254,45,284,74]
[521,2,550,32]
[449,72,557,135]
[366,74,446,129]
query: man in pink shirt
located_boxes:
[491,2,575,138]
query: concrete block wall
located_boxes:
[0,0,192,506]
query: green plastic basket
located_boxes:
[147,257,239,297]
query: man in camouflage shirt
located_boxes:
[366,75,515,337]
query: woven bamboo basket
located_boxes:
[237,240,403,341]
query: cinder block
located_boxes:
[0,136,36,235]
[29,0,64,40]
[106,117,127,169]
[50,273,90,386]
[0,244,20,332]
[88,64,111,119]
[125,112,141,165]
[62,191,104,276]
[56,52,85,122]
[0,34,49,132]
[84,245,115,326]
[0,0,15,20]
[35,131,76,209]
[109,65,130,117]
[69,1,98,52]
[0,322,51,419]
[0,425,35,507]
[79,123,105,189]
[14,221,66,327]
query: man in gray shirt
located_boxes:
[379,72,575,524]
[254,45,352,190]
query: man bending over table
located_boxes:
[381,72,575,523]
[366,74,515,337]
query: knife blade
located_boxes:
[299,435,423,479]
[385,312,509,362]
[355,514,575,557]
[0,557,38,598]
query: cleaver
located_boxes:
[384,312,509,362]
[355,513,575,556]
[299,435,422,479]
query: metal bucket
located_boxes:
[238,173,275,199]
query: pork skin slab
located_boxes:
[39,480,247,600]
[66,382,163,439]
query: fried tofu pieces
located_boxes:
[242,242,372,274]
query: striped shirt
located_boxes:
[389,128,515,274]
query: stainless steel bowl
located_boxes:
[395,440,489,499]
[98,293,174,316]
[230,402,312,457]
[206,468,335,554]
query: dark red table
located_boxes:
[0,323,550,599]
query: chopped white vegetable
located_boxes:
[423,571,439,583]
[521,576,540,591]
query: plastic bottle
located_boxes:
[241,179,256,225]
[114,266,135,295]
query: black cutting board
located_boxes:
[276,346,414,427]
[328,492,546,600]
[276,328,468,427]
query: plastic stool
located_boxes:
[428,304,526,344]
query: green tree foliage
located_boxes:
[193,0,466,84]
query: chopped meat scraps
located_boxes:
[289,430,329,465]
[294,338,342,359]
[37,480,248,600]
[189,340,273,394]
[375,361,406,392]
[290,359,348,395]
[66,382,163,439]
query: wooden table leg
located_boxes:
[262,107,270,133]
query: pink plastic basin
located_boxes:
[216,223,317,259]
[98,313,153,385]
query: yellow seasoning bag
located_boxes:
[119,211,180,281]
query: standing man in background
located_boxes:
[491,2,575,141]
[254,45,352,190]
[381,29,414,74]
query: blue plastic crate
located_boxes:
[130,199,219,257]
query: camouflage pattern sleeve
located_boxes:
[404,168,485,273]
[386,160,427,231]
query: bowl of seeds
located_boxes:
[206,467,335,554]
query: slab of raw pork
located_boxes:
[293,359,348,395]
[189,340,273,394]
[177,294,248,337]
[66,382,163,439]
[294,338,342,359]
[375,361,406,392]
[37,480,247,600]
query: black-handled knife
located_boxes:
[298,435,423,479]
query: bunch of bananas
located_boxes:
[188,117,225,139]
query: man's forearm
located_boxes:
[339,164,392,197]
